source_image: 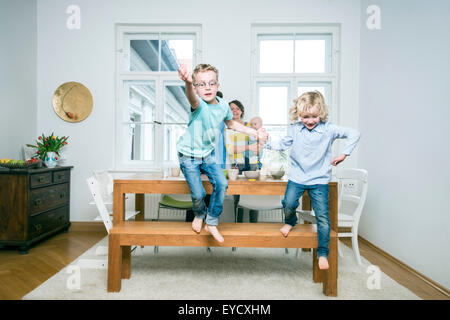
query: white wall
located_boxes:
[35,0,362,222]
[358,0,450,289]
[0,0,37,158]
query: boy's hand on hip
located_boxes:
[178,64,193,83]
[331,154,347,166]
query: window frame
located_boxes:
[251,24,340,126]
[115,24,202,171]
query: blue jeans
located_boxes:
[178,151,228,226]
[282,180,330,259]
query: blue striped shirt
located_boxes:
[266,122,360,185]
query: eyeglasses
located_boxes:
[193,81,218,88]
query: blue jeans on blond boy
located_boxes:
[282,180,330,259]
[178,151,228,226]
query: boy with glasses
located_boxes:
[177,63,268,242]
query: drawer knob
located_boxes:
[38,177,44,182]
[59,193,65,199]
[34,224,42,231]
[34,199,42,206]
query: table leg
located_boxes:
[122,246,131,279]
[113,185,125,223]
[323,236,338,297]
[312,249,323,283]
[135,193,145,221]
[107,234,122,292]
[302,192,312,252]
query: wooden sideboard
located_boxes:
[0,166,73,254]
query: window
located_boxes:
[116,25,201,170]
[252,25,340,140]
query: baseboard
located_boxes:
[358,236,450,298]
[70,221,108,233]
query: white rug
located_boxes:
[24,237,420,300]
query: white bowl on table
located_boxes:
[243,170,260,179]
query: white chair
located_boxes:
[236,195,284,217]
[297,168,368,265]
[84,172,142,268]
[87,171,140,234]
[234,195,288,253]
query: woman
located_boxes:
[225,100,260,172]
[225,100,260,223]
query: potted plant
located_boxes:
[26,133,69,167]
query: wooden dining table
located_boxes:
[108,173,338,296]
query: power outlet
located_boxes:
[343,179,357,191]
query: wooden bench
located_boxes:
[107,176,338,296]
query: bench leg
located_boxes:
[323,237,338,297]
[122,246,131,279]
[107,234,122,292]
[312,249,323,283]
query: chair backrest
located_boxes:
[335,168,368,224]
[93,170,114,204]
[87,175,113,233]
[238,195,283,211]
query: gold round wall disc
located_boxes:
[52,82,93,122]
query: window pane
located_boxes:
[125,124,155,161]
[123,81,156,160]
[161,39,193,72]
[258,85,289,125]
[130,39,159,71]
[164,84,190,123]
[259,40,293,73]
[295,39,327,73]
[164,124,188,162]
[164,83,190,162]
[298,85,326,98]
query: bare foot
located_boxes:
[280,224,293,237]
[204,225,224,243]
[318,256,329,270]
[192,217,203,233]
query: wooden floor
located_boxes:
[0,227,107,300]
[0,225,448,300]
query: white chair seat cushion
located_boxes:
[238,195,283,211]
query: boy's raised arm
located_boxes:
[178,64,200,110]
[224,120,268,143]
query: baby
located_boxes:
[250,116,263,131]
[249,116,263,168]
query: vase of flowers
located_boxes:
[26,133,69,167]
[44,151,57,168]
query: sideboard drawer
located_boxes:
[53,170,70,184]
[29,206,69,239]
[30,183,70,215]
[30,172,52,188]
